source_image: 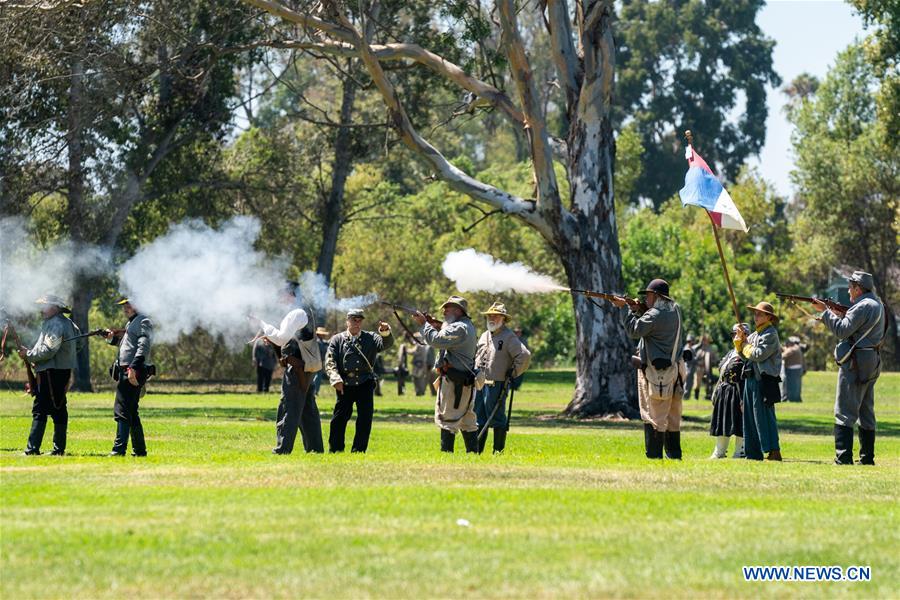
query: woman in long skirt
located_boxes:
[709,324,747,458]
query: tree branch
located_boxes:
[243,0,550,236]
[497,0,563,226]
[220,37,527,128]
[545,0,581,115]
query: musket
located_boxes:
[380,301,443,331]
[63,327,123,342]
[775,293,849,316]
[566,288,648,312]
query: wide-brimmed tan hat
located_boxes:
[35,294,71,312]
[439,295,468,315]
[747,301,779,323]
[481,301,509,318]
[315,326,330,336]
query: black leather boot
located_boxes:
[440,429,455,453]
[643,424,653,458]
[462,430,479,454]
[647,429,665,459]
[25,419,46,455]
[492,428,507,454]
[833,424,854,465]
[858,428,875,465]
[476,430,487,454]
[664,431,682,460]
[110,420,130,456]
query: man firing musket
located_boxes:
[785,273,885,465]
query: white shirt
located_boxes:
[259,308,308,347]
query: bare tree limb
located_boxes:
[545,0,582,115]
[218,38,527,127]
[497,0,563,227]
[243,0,549,235]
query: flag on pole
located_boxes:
[679,145,748,232]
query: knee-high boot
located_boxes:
[664,431,682,460]
[492,428,507,454]
[647,429,665,459]
[440,429,455,453]
[461,430,479,454]
[833,424,854,465]
[858,428,875,465]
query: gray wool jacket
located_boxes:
[109,313,153,367]
[26,314,82,372]
[422,317,477,373]
[740,324,782,379]
[822,292,885,358]
[623,302,684,368]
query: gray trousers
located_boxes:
[835,362,878,431]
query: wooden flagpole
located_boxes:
[685,130,742,325]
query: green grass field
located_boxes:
[2,370,898,599]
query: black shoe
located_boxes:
[440,429,455,453]
[23,449,41,456]
[462,430,479,454]
[858,428,875,465]
[50,450,65,456]
[664,431,682,460]
[833,424,854,465]
[132,452,147,457]
[108,451,126,457]
[493,428,507,454]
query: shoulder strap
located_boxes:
[670,306,682,364]
[836,301,885,364]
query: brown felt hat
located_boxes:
[747,301,779,323]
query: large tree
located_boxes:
[615,0,780,206]
[238,0,647,416]
[0,1,257,389]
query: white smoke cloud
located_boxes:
[117,216,378,346]
[117,216,290,346]
[442,248,566,294]
[0,216,112,317]
[295,271,378,313]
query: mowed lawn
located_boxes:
[1,370,898,599]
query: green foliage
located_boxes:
[850,0,900,147]
[615,0,780,206]
[787,43,899,366]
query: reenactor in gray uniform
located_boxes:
[812,271,886,465]
[253,337,278,392]
[474,302,531,454]
[413,296,479,453]
[409,333,436,396]
[105,298,153,456]
[614,279,685,460]
[325,309,393,453]
[692,335,718,400]
[19,295,82,456]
